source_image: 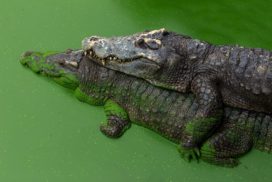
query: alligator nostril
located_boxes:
[89,36,99,42]
[65,48,73,54]
[21,51,33,58]
[58,59,65,65]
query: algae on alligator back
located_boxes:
[20,49,272,167]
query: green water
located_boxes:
[1,0,272,181]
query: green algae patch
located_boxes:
[104,99,128,120]
[74,87,105,106]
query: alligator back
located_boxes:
[79,57,272,153]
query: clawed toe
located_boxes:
[179,146,201,162]
[100,124,120,138]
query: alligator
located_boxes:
[20,49,272,167]
[82,28,272,156]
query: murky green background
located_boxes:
[1,0,272,181]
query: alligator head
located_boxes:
[81,28,191,90]
[20,49,82,89]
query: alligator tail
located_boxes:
[251,113,272,152]
[223,108,272,152]
[200,108,272,167]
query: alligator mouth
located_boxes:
[84,49,158,66]
[57,59,79,68]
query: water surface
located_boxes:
[0,0,272,181]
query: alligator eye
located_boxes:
[135,38,147,49]
[162,30,169,36]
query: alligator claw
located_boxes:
[179,146,201,162]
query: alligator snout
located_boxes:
[20,50,46,74]
[20,51,34,65]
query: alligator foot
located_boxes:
[201,154,239,167]
[200,143,240,167]
[179,113,222,160]
[199,120,252,167]
[100,115,130,138]
[179,145,200,162]
[100,99,130,138]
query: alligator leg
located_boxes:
[74,87,105,106]
[200,122,253,167]
[180,76,223,160]
[100,99,131,138]
[190,76,222,118]
[179,115,222,161]
[74,88,130,138]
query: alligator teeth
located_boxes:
[65,61,78,68]
[101,59,105,65]
[69,61,78,68]
[85,50,94,57]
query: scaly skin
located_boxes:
[21,49,272,167]
[82,28,272,155]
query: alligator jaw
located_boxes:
[84,49,159,68]
[20,50,81,89]
[84,49,133,65]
